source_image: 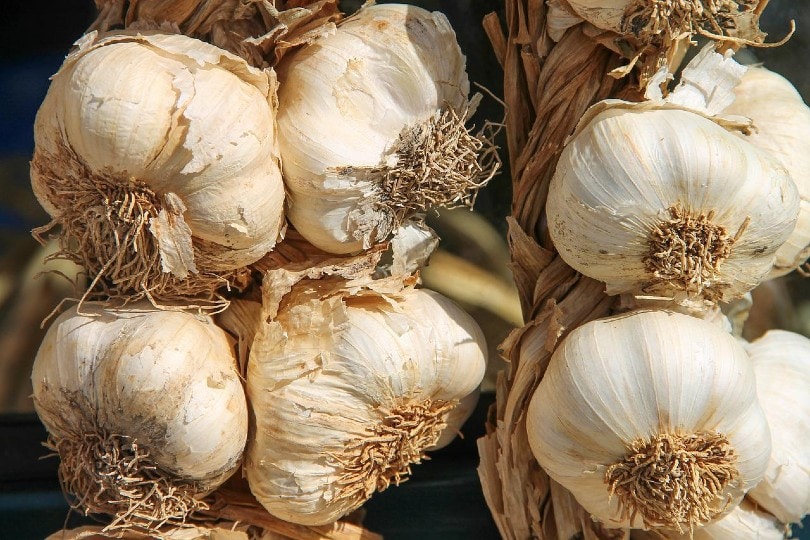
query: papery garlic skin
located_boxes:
[631,499,785,540]
[32,31,285,297]
[723,67,810,277]
[744,330,810,524]
[527,310,771,530]
[32,303,247,526]
[246,287,487,525]
[276,4,473,254]
[548,106,798,304]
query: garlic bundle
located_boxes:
[723,66,810,277]
[276,3,493,253]
[32,303,247,530]
[547,105,799,304]
[526,310,771,531]
[32,31,285,302]
[245,286,487,525]
[631,499,785,539]
[744,330,810,524]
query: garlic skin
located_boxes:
[631,499,785,539]
[723,67,810,277]
[277,4,482,254]
[526,310,771,531]
[31,31,285,299]
[32,303,247,528]
[246,287,487,525]
[744,330,810,524]
[547,106,799,304]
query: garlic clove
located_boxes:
[245,285,487,525]
[526,310,771,531]
[723,66,810,277]
[32,302,248,531]
[547,105,799,305]
[744,330,810,524]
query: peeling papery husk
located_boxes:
[31,31,286,308]
[90,0,343,67]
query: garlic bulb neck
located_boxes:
[333,398,455,505]
[644,206,745,300]
[48,426,208,530]
[606,431,739,530]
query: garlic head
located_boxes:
[526,310,771,531]
[723,66,810,277]
[31,31,285,303]
[547,106,799,304]
[245,286,487,525]
[744,330,810,524]
[276,3,494,253]
[32,303,247,531]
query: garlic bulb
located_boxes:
[526,310,771,531]
[31,31,285,302]
[32,303,247,530]
[744,330,810,524]
[276,3,493,253]
[631,499,785,539]
[723,66,810,277]
[246,286,487,525]
[548,106,799,304]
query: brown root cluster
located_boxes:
[371,104,501,229]
[329,398,457,509]
[623,0,759,42]
[31,143,249,309]
[616,0,773,81]
[48,428,208,534]
[605,431,739,531]
[643,205,747,300]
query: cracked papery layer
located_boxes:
[31,142,251,308]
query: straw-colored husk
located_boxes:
[90,0,343,67]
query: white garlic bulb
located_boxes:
[723,66,810,277]
[631,499,785,539]
[31,31,285,301]
[526,310,771,531]
[32,303,247,530]
[548,106,799,304]
[744,330,810,524]
[277,3,491,253]
[246,286,487,525]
